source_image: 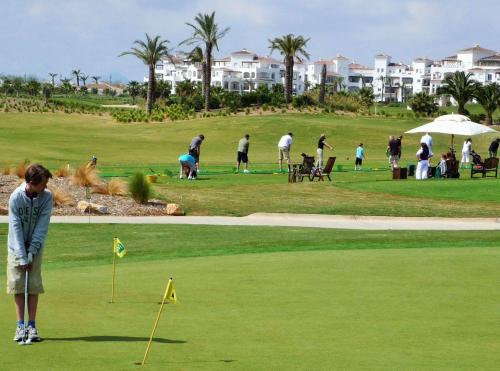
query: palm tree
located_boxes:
[378,75,385,102]
[80,74,89,86]
[318,64,326,105]
[48,73,58,88]
[91,76,101,85]
[119,33,171,114]
[440,71,480,115]
[126,81,142,104]
[473,83,500,126]
[180,12,230,111]
[268,34,310,103]
[72,69,82,87]
[188,46,206,98]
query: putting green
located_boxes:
[1,247,498,370]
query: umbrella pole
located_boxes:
[451,134,454,150]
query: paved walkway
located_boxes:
[1,213,499,230]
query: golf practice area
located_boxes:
[0,225,499,370]
[0,111,499,370]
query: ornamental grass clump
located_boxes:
[49,187,74,207]
[54,165,72,177]
[14,160,30,179]
[92,179,128,196]
[71,164,101,187]
[129,172,150,204]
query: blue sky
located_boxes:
[1,0,499,82]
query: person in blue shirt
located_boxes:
[178,153,197,180]
[355,143,365,171]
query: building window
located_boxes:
[251,72,255,78]
[243,72,250,78]
[156,63,163,70]
[224,82,229,89]
[271,73,275,79]
[232,82,239,90]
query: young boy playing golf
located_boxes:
[7,164,53,343]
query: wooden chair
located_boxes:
[471,157,498,178]
[297,156,315,182]
[311,157,336,181]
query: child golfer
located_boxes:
[355,143,365,170]
[178,153,197,180]
[7,164,53,342]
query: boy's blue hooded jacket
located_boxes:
[8,182,53,266]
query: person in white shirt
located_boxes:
[460,138,472,168]
[278,132,293,172]
[420,132,433,153]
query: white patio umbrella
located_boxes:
[405,113,498,148]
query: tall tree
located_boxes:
[180,12,230,111]
[439,71,480,115]
[378,75,385,102]
[80,74,89,86]
[269,34,310,103]
[126,81,142,104]
[119,34,171,114]
[91,75,101,85]
[72,69,82,87]
[188,46,206,98]
[473,83,500,126]
[48,73,58,88]
[318,64,326,105]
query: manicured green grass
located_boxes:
[1,112,499,217]
[1,112,498,170]
[1,225,499,370]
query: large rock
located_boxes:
[0,205,8,215]
[77,201,109,214]
[166,203,184,216]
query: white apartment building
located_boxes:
[153,48,306,95]
[149,45,500,104]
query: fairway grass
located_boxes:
[1,225,499,370]
[1,247,498,370]
[1,112,498,218]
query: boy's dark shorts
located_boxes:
[237,151,248,163]
[355,158,363,165]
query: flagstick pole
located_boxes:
[111,237,116,304]
[141,279,172,366]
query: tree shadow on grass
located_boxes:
[44,336,186,343]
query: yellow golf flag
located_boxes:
[163,278,179,304]
[114,238,126,258]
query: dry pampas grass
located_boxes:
[54,165,72,178]
[2,167,10,175]
[48,187,75,207]
[71,164,101,187]
[92,179,128,196]
[14,161,29,179]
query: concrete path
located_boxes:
[1,213,499,230]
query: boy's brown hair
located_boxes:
[25,164,52,185]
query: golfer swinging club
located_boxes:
[7,164,53,344]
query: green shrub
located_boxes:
[129,173,151,204]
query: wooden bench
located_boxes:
[311,157,336,181]
[471,157,498,178]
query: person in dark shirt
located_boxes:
[488,138,499,158]
[316,134,333,168]
[188,134,205,172]
[387,136,400,170]
[396,135,403,160]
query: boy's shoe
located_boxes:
[26,326,41,342]
[243,169,250,174]
[13,326,25,342]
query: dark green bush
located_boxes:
[129,172,150,204]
